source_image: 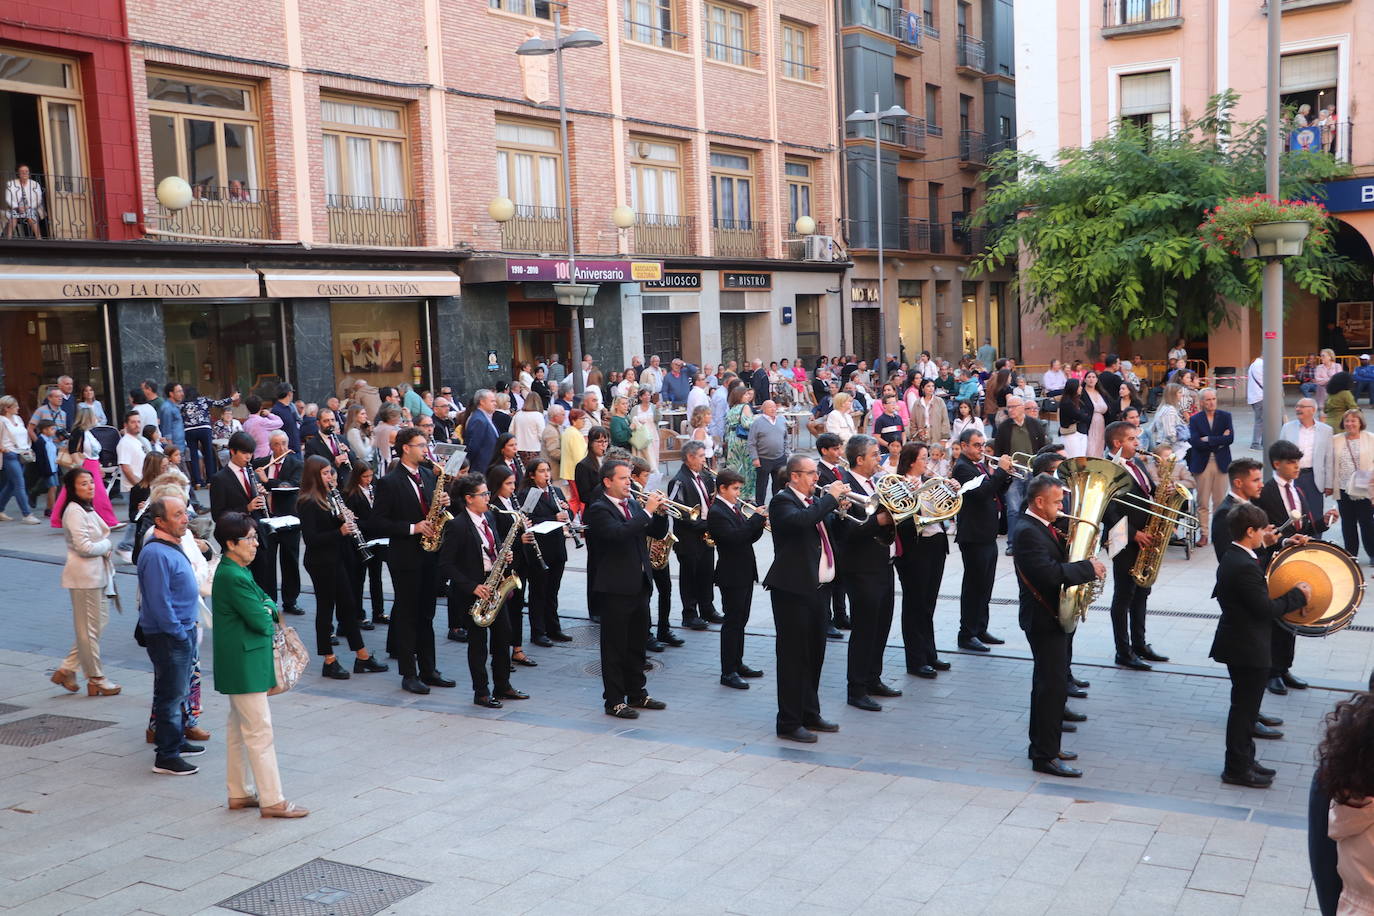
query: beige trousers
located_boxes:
[1195,463,1229,538]
[226,692,284,807]
[61,588,108,680]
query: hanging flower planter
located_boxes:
[1199,194,1329,259]
[1249,220,1312,258]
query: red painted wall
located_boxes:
[1,0,140,240]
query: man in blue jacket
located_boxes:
[158,382,187,454]
[1186,388,1234,547]
[464,389,499,475]
[1353,354,1374,404]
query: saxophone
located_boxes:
[470,514,524,626]
[420,462,454,552]
[1129,454,1190,588]
[648,531,678,570]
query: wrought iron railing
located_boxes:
[1103,0,1181,28]
[899,219,946,254]
[1286,120,1352,164]
[498,203,571,253]
[0,171,106,241]
[953,223,987,255]
[712,219,765,258]
[897,116,927,153]
[960,130,988,164]
[894,8,923,47]
[326,194,421,247]
[157,185,276,242]
[956,34,985,71]
[631,213,696,257]
[786,220,830,259]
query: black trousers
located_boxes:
[957,541,998,641]
[1309,773,1344,916]
[349,551,387,620]
[249,526,278,601]
[755,457,785,506]
[504,584,525,647]
[771,586,830,733]
[527,560,565,639]
[276,527,301,608]
[652,565,672,626]
[831,571,847,623]
[1025,626,1069,762]
[898,539,946,670]
[388,557,438,679]
[597,585,651,707]
[461,599,512,696]
[845,568,895,696]
[184,426,217,487]
[676,542,716,620]
[1223,664,1268,776]
[307,559,365,657]
[1109,552,1151,658]
[719,583,752,676]
[585,541,598,618]
[1270,625,1297,678]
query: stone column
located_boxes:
[112,299,166,403]
[435,287,512,401]
[286,298,333,403]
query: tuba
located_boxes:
[1056,457,1135,632]
[420,461,454,553]
[470,512,524,626]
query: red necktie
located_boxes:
[695,475,710,516]
[480,518,496,560]
[410,472,428,513]
[621,499,632,521]
[807,497,834,566]
[242,467,253,497]
[1285,483,1302,529]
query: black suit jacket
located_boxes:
[1209,546,1306,667]
[1056,394,1091,435]
[762,488,841,595]
[707,499,767,587]
[304,432,355,487]
[574,454,602,507]
[1097,370,1123,405]
[254,453,302,516]
[1211,493,1244,563]
[210,462,264,521]
[992,416,1048,457]
[952,456,1012,545]
[298,497,347,567]
[367,462,437,570]
[752,368,771,404]
[584,494,668,594]
[1012,514,1098,634]
[817,460,843,488]
[838,471,896,574]
[1101,457,1152,566]
[669,465,714,552]
[519,487,568,565]
[438,508,499,604]
[1257,478,1326,539]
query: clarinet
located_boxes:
[511,496,549,572]
[552,487,584,549]
[327,485,373,562]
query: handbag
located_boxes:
[268,618,309,696]
[17,448,35,463]
[630,422,653,450]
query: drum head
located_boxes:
[1267,541,1364,636]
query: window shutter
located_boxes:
[1119,71,1171,116]
[1280,49,1337,93]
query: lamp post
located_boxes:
[846,95,909,382]
[1260,0,1283,454]
[514,6,602,397]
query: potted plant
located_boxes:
[1198,193,1329,258]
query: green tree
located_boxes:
[970,92,1355,339]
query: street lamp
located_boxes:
[515,5,602,397]
[846,95,909,382]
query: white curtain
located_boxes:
[323,134,342,198]
[537,155,557,209]
[496,150,510,200]
[661,170,679,218]
[640,167,660,217]
[737,178,751,225]
[321,100,399,130]
[514,153,535,207]
[377,140,404,203]
[346,136,373,199]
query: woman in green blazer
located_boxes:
[211,511,309,819]
[1325,372,1360,432]
[609,396,632,449]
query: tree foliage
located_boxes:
[970,92,1357,339]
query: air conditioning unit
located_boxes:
[803,234,835,262]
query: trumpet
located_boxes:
[1006,451,1039,480]
[737,496,770,531]
[630,482,700,521]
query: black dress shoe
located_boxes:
[1257,712,1284,727]
[826,625,844,640]
[1062,708,1087,722]
[359,620,376,631]
[1221,770,1272,788]
[497,687,529,700]
[421,673,456,688]
[931,659,952,671]
[658,631,685,647]
[701,610,725,624]
[1061,722,1077,733]
[778,727,818,743]
[473,695,503,709]
[1070,674,1090,688]
[1033,759,1082,778]
[1134,644,1169,663]
[511,653,538,667]
[684,617,710,631]
[373,614,390,625]
[804,718,840,732]
[641,660,653,671]
[847,695,882,712]
[909,665,938,679]
[738,665,764,678]
[549,631,574,642]
[531,634,554,648]
[646,638,667,653]
[401,676,430,695]
[1267,676,1288,696]
[322,659,351,680]
[1281,672,1309,689]
[282,606,305,616]
[330,636,340,646]
[1251,722,1284,740]
[1067,685,1089,699]
[1115,654,1152,671]
[1057,750,1079,761]
[958,637,990,653]
[978,631,1005,645]
[1252,762,1277,777]
[720,673,750,690]
[353,656,388,674]
[589,614,601,625]
[833,613,852,629]
[869,682,902,698]
[630,695,666,710]
[447,628,468,643]
[605,703,638,719]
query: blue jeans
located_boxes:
[1005,476,1028,549]
[1299,382,1317,398]
[0,451,32,517]
[145,630,193,761]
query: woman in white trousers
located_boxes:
[53,468,121,696]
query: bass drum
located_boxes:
[1266,541,1364,637]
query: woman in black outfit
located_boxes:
[485,465,531,664]
[518,459,572,654]
[342,464,388,626]
[488,432,525,482]
[297,456,388,680]
[894,442,952,678]
[1056,377,1092,459]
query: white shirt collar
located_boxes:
[1232,541,1257,559]
[466,508,488,528]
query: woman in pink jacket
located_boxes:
[1319,689,1374,914]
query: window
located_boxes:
[321,97,408,206]
[704,1,751,66]
[709,149,753,228]
[1280,48,1340,157]
[489,0,552,19]
[925,84,941,134]
[1119,69,1171,134]
[780,21,813,80]
[495,119,562,211]
[959,94,972,131]
[957,1,969,36]
[922,0,938,34]
[628,138,683,220]
[625,0,680,49]
[147,70,260,198]
[927,182,941,223]
[785,159,813,228]
[0,46,91,237]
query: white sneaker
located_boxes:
[20,515,40,525]
[115,550,133,564]
[0,513,12,522]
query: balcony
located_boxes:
[1102,0,1182,36]
[953,223,988,255]
[786,221,831,260]
[712,219,765,259]
[899,219,946,254]
[496,204,569,254]
[955,34,986,74]
[0,172,106,241]
[631,213,696,257]
[156,186,276,242]
[959,130,988,167]
[1287,120,1352,164]
[896,117,927,155]
[842,2,922,49]
[327,194,421,247]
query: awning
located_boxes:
[259,269,460,298]
[0,265,260,301]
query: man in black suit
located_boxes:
[255,431,303,614]
[1014,473,1105,778]
[304,408,354,489]
[367,425,453,695]
[1210,503,1310,788]
[1102,421,1168,670]
[438,473,529,708]
[576,427,609,624]
[750,359,771,405]
[584,458,670,719]
[670,441,720,631]
[763,455,849,743]
[815,433,849,637]
[708,468,768,689]
[838,435,900,711]
[951,427,1014,652]
[210,431,291,612]
[1097,354,1124,406]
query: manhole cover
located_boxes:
[561,625,600,648]
[582,658,662,676]
[218,858,429,916]
[0,714,111,747]
[0,703,23,717]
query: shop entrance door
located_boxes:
[852,309,880,367]
[720,314,747,367]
